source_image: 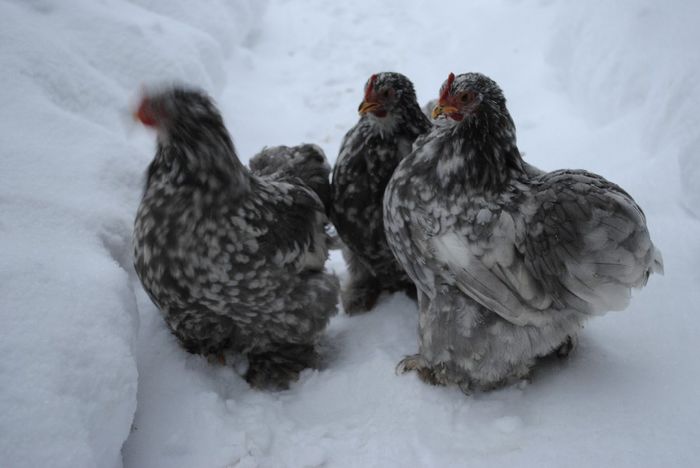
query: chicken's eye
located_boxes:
[382,89,391,98]
[461,92,473,103]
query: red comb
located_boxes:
[439,72,455,102]
[365,74,377,100]
[135,97,157,127]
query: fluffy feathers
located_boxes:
[133,86,339,389]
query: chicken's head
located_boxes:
[132,85,244,185]
[432,72,506,122]
[358,72,418,119]
[134,86,223,132]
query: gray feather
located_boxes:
[133,86,338,389]
[384,72,662,391]
[250,143,332,214]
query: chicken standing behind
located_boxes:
[132,86,339,389]
[331,72,432,314]
[249,143,332,215]
[384,72,663,391]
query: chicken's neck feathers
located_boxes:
[363,102,431,142]
[435,110,524,193]
[153,124,251,196]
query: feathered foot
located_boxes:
[341,282,381,315]
[396,354,444,386]
[245,344,319,390]
[206,352,226,365]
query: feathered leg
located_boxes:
[341,248,382,314]
[396,290,450,385]
[245,271,339,390]
[245,343,319,390]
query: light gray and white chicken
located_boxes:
[384,72,663,391]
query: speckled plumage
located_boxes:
[132,86,339,389]
[331,72,432,314]
[384,73,663,391]
[249,143,332,215]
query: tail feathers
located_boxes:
[561,243,663,315]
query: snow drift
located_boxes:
[549,0,700,216]
[0,1,263,467]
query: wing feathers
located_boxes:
[422,170,661,326]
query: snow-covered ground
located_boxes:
[2,0,699,467]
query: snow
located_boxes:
[1,0,699,467]
[0,0,261,467]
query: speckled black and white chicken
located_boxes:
[384,72,664,391]
[331,72,432,314]
[132,86,339,389]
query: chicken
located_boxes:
[132,86,339,389]
[250,143,340,250]
[249,143,332,215]
[331,72,432,314]
[384,72,663,391]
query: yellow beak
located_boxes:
[358,100,380,115]
[432,104,459,119]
